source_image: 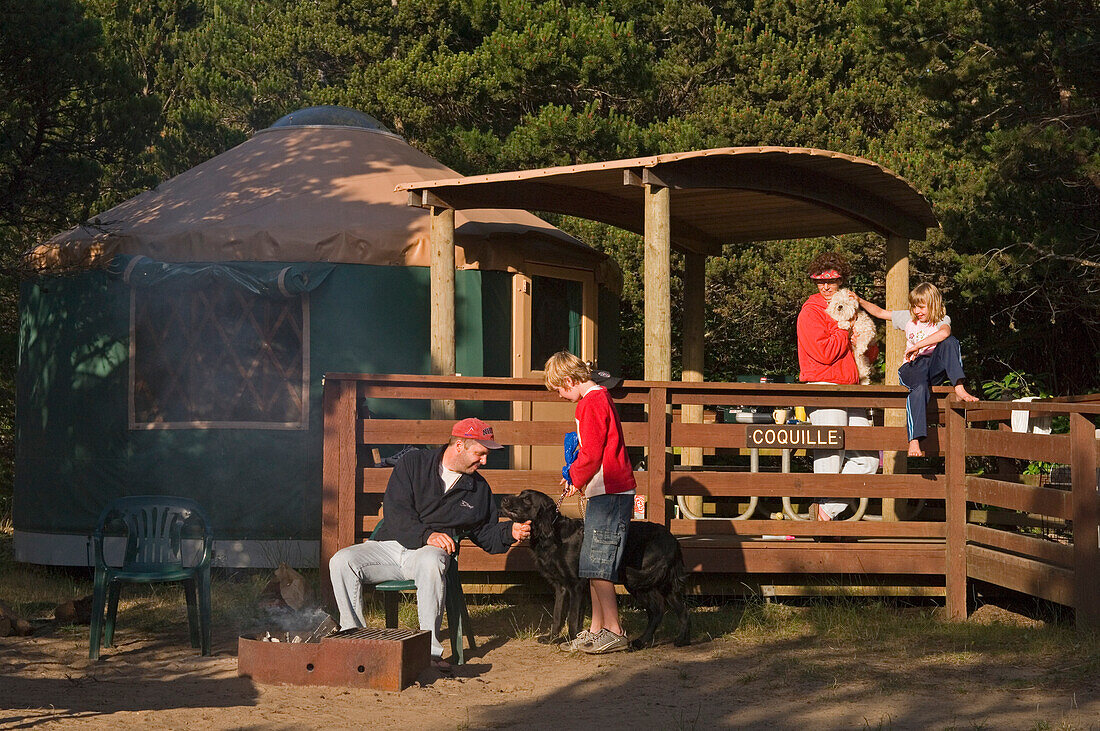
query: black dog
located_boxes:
[500,489,690,649]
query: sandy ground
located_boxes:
[3,606,1100,730]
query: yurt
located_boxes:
[16,106,621,566]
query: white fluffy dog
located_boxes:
[825,288,877,385]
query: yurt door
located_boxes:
[511,265,597,475]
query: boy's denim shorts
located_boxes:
[579,493,633,581]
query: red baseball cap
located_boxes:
[451,417,503,449]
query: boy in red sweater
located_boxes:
[544,351,636,654]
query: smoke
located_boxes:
[247,604,335,642]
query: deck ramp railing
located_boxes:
[321,374,1100,627]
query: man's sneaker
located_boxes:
[559,630,595,652]
[582,628,630,654]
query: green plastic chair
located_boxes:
[89,496,214,660]
[368,520,476,664]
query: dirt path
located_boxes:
[3,616,1099,730]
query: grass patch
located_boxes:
[4,521,1100,692]
[0,524,301,637]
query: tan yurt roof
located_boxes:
[33,106,614,283]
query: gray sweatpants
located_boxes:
[328,540,449,658]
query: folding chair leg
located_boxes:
[197,566,212,656]
[445,562,474,665]
[89,570,108,660]
[183,578,201,649]
[104,582,122,648]
[446,594,463,664]
[459,593,476,651]
[383,593,400,628]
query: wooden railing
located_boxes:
[320,374,1100,627]
[944,398,1100,625]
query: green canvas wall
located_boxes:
[15,264,512,547]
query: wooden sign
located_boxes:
[745,425,844,449]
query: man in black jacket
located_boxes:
[329,418,530,668]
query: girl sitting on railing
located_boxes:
[858,282,979,457]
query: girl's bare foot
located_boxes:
[908,439,925,457]
[954,383,979,401]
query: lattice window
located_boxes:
[130,282,308,429]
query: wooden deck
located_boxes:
[321,374,1100,627]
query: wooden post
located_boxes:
[1070,411,1100,630]
[430,205,456,420]
[320,377,358,607]
[944,399,967,620]
[881,235,910,521]
[511,273,532,470]
[643,184,671,524]
[647,386,669,526]
[643,184,672,382]
[681,253,705,517]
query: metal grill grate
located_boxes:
[329,627,423,642]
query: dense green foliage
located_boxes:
[0,1,1096,460]
[858,0,1100,394]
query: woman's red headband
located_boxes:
[809,269,842,280]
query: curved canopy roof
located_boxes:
[398,147,939,255]
[34,108,612,282]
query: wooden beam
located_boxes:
[406,189,451,209]
[361,418,651,448]
[881,235,909,521]
[966,524,1073,568]
[680,252,706,515]
[639,167,671,189]
[671,421,933,451]
[644,184,672,382]
[647,386,669,526]
[320,378,358,607]
[667,471,947,498]
[884,236,910,369]
[413,541,947,575]
[681,253,706,388]
[362,469,650,496]
[1070,412,1100,629]
[361,464,949,499]
[430,205,456,420]
[511,273,532,470]
[967,544,1074,607]
[966,476,1071,519]
[622,169,723,255]
[670,519,947,538]
[406,180,722,255]
[680,541,945,575]
[944,402,967,619]
[965,428,1071,462]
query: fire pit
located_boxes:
[238,627,430,692]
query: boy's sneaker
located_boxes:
[582,628,630,654]
[559,630,595,652]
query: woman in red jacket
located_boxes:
[796,252,880,520]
